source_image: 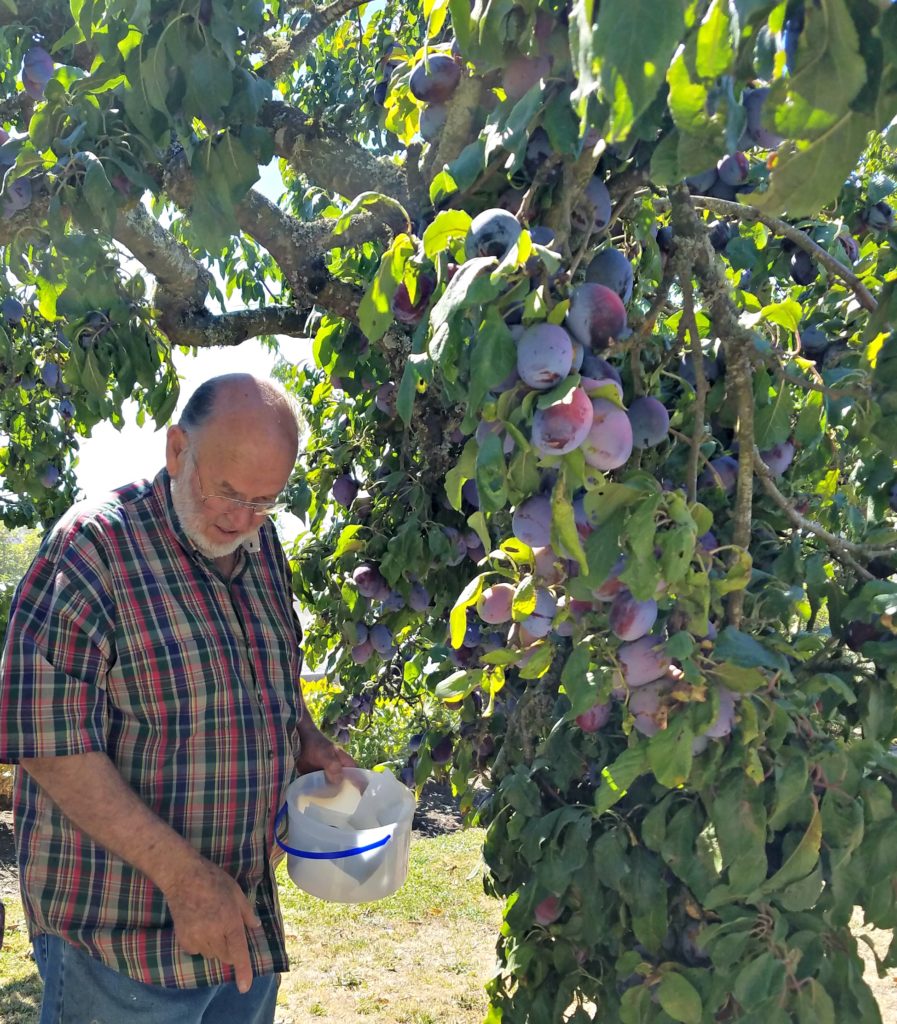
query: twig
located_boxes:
[752,449,874,581]
[775,366,869,402]
[677,269,708,504]
[260,0,368,79]
[628,259,677,346]
[668,185,757,627]
[687,195,878,314]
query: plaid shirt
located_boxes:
[0,470,304,987]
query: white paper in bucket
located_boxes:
[274,767,416,902]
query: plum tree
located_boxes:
[1,3,896,1020]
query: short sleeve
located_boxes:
[0,522,115,763]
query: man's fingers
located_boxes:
[224,928,254,995]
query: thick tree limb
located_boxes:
[260,101,411,210]
[175,306,311,347]
[428,75,490,182]
[752,449,874,581]
[689,195,879,314]
[113,202,211,312]
[162,151,366,323]
[260,0,368,80]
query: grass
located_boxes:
[0,829,502,1024]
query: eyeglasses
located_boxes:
[189,452,287,517]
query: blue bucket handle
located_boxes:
[273,802,393,860]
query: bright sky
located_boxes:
[75,161,311,503]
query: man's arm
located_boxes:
[19,751,260,993]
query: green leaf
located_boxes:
[434,668,482,700]
[429,256,496,332]
[596,745,648,813]
[786,0,866,117]
[660,524,696,587]
[695,0,734,79]
[445,438,478,510]
[590,0,690,142]
[512,575,537,621]
[476,431,508,513]
[751,108,876,218]
[754,384,794,449]
[657,972,703,1024]
[468,311,517,415]
[560,646,596,715]
[449,573,489,648]
[709,662,766,693]
[358,233,414,343]
[714,627,788,671]
[183,45,233,123]
[758,297,802,333]
[519,640,554,679]
[81,154,116,233]
[332,191,410,237]
[756,809,822,896]
[794,977,836,1024]
[423,209,472,259]
[551,475,588,574]
[648,718,693,789]
[733,953,787,1010]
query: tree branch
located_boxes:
[689,195,879,314]
[752,449,874,581]
[161,150,366,323]
[260,101,411,210]
[113,202,211,313]
[669,184,756,627]
[260,0,368,80]
[175,306,311,347]
[677,269,708,505]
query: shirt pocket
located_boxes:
[106,630,233,743]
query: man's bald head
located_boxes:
[179,373,301,456]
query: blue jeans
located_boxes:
[32,933,280,1023]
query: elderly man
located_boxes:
[0,374,353,1023]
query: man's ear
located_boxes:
[166,425,189,476]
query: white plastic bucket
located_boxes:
[274,767,416,903]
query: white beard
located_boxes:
[170,465,253,559]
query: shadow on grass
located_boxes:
[0,974,42,1024]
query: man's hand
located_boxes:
[296,723,357,783]
[164,854,260,994]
